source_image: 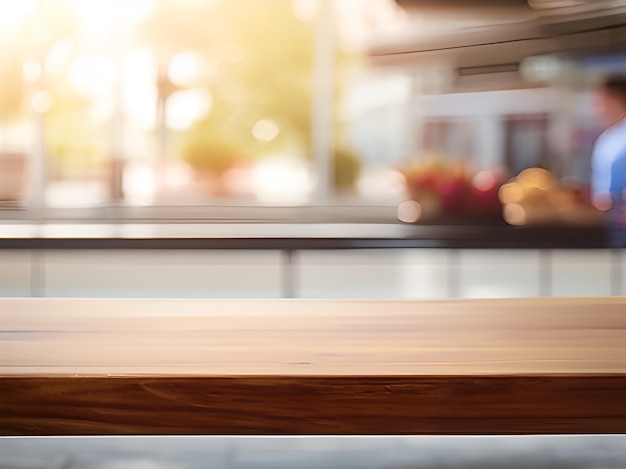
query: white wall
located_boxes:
[458,250,541,298]
[421,88,557,118]
[43,250,283,298]
[0,249,619,299]
[0,251,31,297]
[551,250,614,297]
[296,249,449,299]
[476,114,505,169]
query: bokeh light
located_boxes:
[252,119,280,142]
[397,200,422,223]
[31,90,53,113]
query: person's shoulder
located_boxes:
[594,122,626,153]
[606,118,626,136]
[593,126,613,148]
[611,147,626,172]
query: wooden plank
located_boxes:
[2,375,626,436]
[1,298,626,435]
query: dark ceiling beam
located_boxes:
[395,0,532,12]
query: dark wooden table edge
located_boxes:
[2,374,625,436]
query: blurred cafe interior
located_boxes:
[1,0,626,299]
[2,1,626,468]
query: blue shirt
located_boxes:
[610,149,626,203]
[609,149,626,245]
[592,118,626,197]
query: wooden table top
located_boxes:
[3,297,626,376]
[1,298,626,435]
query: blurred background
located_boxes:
[2,0,626,301]
[0,0,623,221]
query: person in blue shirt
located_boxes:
[609,148,626,246]
[591,76,626,210]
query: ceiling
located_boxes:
[368,0,626,63]
[395,0,598,12]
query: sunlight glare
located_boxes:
[123,161,156,206]
[0,0,37,34]
[45,40,74,75]
[292,0,317,22]
[69,54,116,94]
[168,51,201,87]
[23,60,42,82]
[166,89,213,131]
[123,49,157,130]
[252,157,312,203]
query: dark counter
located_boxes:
[0,222,609,250]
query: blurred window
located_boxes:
[504,114,550,175]
[3,0,323,208]
[424,118,476,159]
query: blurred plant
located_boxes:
[34,3,105,178]
[333,147,362,193]
[44,80,106,178]
[399,156,504,222]
[181,120,248,198]
[182,132,244,178]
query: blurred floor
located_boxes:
[1,435,625,469]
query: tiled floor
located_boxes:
[1,435,625,469]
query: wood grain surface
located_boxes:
[1,298,626,435]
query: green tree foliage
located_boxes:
[142,0,317,157]
[44,79,106,177]
[141,0,362,189]
[35,2,104,177]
